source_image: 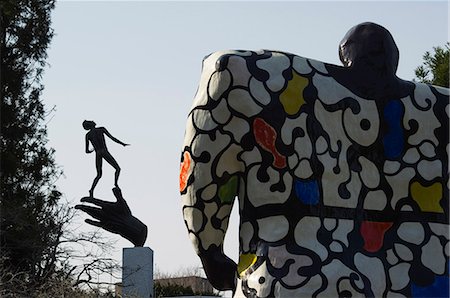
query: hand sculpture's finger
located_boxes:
[112,187,132,214]
[85,218,103,228]
[112,187,125,202]
[80,196,108,207]
[75,204,104,221]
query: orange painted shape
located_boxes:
[179,151,192,192]
[360,221,393,253]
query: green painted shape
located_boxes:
[218,176,238,203]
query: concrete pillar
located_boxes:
[122,247,154,297]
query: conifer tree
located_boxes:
[415,43,449,88]
[0,0,65,293]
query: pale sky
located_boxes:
[42,0,448,292]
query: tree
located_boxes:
[154,283,196,297]
[1,1,122,295]
[1,0,99,295]
[414,43,449,87]
[1,0,62,284]
[154,266,221,297]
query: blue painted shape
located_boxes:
[411,275,450,297]
[295,179,319,205]
[383,100,404,159]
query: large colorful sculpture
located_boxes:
[180,22,449,297]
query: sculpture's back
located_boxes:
[180,23,449,297]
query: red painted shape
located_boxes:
[360,221,393,253]
[253,118,286,169]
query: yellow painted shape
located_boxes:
[237,253,257,277]
[279,71,308,115]
[410,181,443,213]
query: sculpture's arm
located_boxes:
[180,59,244,290]
[85,135,93,153]
[180,120,239,290]
[103,128,129,146]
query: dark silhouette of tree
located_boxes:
[154,283,195,297]
[154,282,221,297]
[0,0,69,294]
[0,1,124,295]
[415,43,449,87]
[154,267,221,297]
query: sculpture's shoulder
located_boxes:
[93,127,107,134]
[201,49,327,76]
[412,81,449,100]
[192,49,330,112]
[426,83,449,103]
[407,81,449,128]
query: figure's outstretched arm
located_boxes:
[85,135,93,153]
[103,128,130,146]
[180,61,245,290]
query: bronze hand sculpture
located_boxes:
[75,187,147,247]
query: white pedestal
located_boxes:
[122,247,154,297]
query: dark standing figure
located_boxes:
[83,120,129,197]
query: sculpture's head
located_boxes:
[82,120,96,130]
[339,22,399,77]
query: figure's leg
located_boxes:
[103,151,121,187]
[90,154,103,197]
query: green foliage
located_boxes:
[154,282,220,297]
[414,43,449,87]
[155,282,195,297]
